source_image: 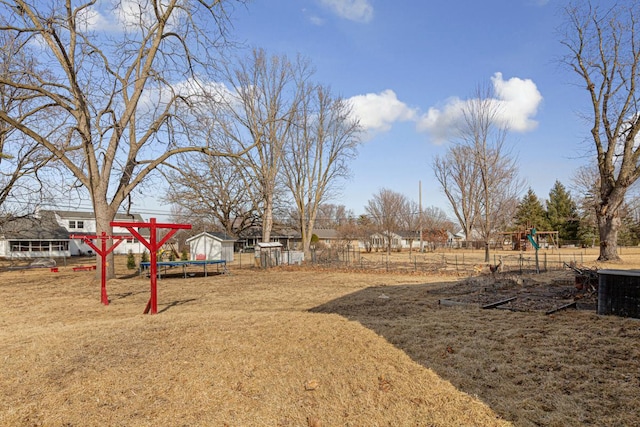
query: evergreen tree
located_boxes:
[126,250,136,270]
[514,188,551,230]
[547,180,580,242]
[577,215,598,248]
[618,203,640,246]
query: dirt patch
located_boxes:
[432,270,598,313]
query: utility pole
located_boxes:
[419,180,423,252]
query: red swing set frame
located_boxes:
[70,232,129,305]
[112,218,191,314]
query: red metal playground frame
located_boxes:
[112,218,191,314]
[70,232,130,306]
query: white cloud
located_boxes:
[319,0,374,23]
[83,0,183,33]
[416,97,466,144]
[348,89,417,136]
[491,72,542,132]
[77,7,117,32]
[303,8,325,26]
[137,77,236,117]
[309,15,325,26]
[417,72,543,144]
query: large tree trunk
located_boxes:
[597,208,622,262]
[262,193,273,243]
[94,199,117,280]
[301,217,315,259]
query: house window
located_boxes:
[9,240,69,252]
[31,241,47,251]
[51,241,69,251]
[10,241,30,251]
[68,220,84,229]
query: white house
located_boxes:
[0,213,71,259]
[369,231,419,251]
[0,210,149,259]
[186,231,235,262]
[51,210,149,255]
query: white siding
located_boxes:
[187,233,234,262]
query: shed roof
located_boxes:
[256,242,283,248]
[185,231,237,243]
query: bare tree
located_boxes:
[434,84,522,261]
[335,214,360,248]
[0,134,52,222]
[422,206,455,231]
[314,203,353,228]
[398,199,420,254]
[561,1,640,261]
[215,48,309,243]
[0,1,247,277]
[288,203,354,231]
[365,188,408,255]
[163,153,261,236]
[419,205,456,251]
[355,213,376,253]
[282,84,361,257]
[0,30,56,223]
[433,143,480,248]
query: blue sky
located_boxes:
[229,0,591,217]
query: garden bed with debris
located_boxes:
[432,269,598,314]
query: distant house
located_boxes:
[237,227,301,251]
[236,226,343,251]
[397,230,421,250]
[369,231,408,251]
[52,210,149,255]
[186,231,235,262]
[0,210,149,259]
[0,212,71,259]
[312,228,339,247]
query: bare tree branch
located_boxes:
[561,1,640,261]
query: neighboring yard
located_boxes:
[1,247,639,426]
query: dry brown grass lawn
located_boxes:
[1,247,639,426]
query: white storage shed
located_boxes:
[186,232,235,262]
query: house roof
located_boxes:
[185,231,237,243]
[312,228,338,239]
[239,227,301,239]
[0,212,69,240]
[45,209,150,237]
[396,230,420,239]
[49,210,145,222]
[0,210,152,240]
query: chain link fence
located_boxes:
[307,247,590,275]
[229,246,606,275]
